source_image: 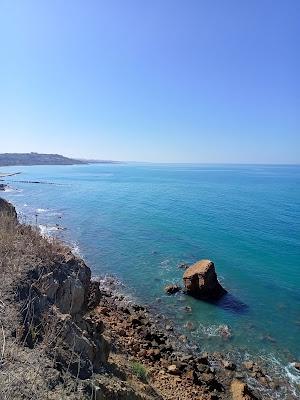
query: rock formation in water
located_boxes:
[164,284,181,294]
[183,259,226,299]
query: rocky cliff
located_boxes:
[0,198,266,400]
[0,198,157,399]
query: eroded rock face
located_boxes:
[0,197,17,220]
[183,259,226,299]
[18,248,110,378]
[51,310,110,378]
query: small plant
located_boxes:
[131,361,148,381]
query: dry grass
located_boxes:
[0,211,89,400]
[0,213,67,288]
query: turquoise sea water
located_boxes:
[2,163,300,396]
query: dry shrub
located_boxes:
[0,211,90,400]
[0,213,68,289]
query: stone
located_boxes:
[183,260,226,299]
[217,324,232,340]
[180,354,193,363]
[178,262,190,269]
[231,379,257,400]
[164,284,181,295]
[243,361,254,371]
[222,360,236,370]
[184,321,195,331]
[179,334,188,343]
[185,369,196,381]
[97,306,110,316]
[198,352,209,365]
[146,348,161,360]
[294,362,300,371]
[167,364,181,375]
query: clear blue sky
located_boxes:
[0,1,299,163]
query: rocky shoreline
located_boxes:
[0,197,298,399]
[92,276,282,400]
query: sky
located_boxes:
[0,0,299,163]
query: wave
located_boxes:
[38,224,65,237]
[71,242,81,256]
[3,187,16,192]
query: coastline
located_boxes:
[1,197,299,399]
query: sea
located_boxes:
[1,163,300,398]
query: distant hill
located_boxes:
[0,153,87,166]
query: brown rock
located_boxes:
[222,360,236,370]
[231,379,257,400]
[183,259,226,299]
[146,349,161,360]
[179,334,188,343]
[167,364,181,375]
[164,284,181,295]
[97,306,110,316]
[243,361,254,371]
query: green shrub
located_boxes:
[131,361,148,381]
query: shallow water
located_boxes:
[2,163,300,395]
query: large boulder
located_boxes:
[183,259,226,299]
